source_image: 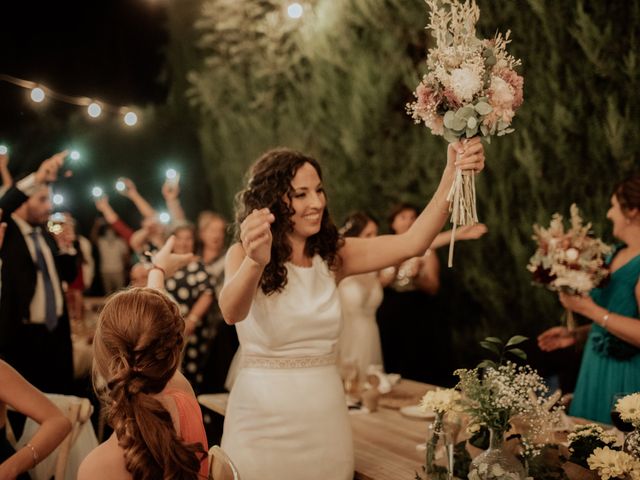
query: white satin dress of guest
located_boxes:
[221,255,354,480]
[338,271,384,379]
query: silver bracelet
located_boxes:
[25,443,39,468]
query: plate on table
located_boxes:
[399,405,436,420]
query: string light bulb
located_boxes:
[287,2,303,18]
[87,102,102,118]
[123,111,138,127]
[158,212,171,224]
[30,87,45,103]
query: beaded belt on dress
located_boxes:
[241,352,336,369]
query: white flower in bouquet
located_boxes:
[450,67,483,102]
[587,447,640,480]
[616,393,640,428]
[419,388,461,414]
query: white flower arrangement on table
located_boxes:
[616,393,640,429]
[420,387,462,414]
[566,423,621,470]
[407,0,523,266]
[587,447,640,480]
[527,203,612,329]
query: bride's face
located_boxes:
[287,162,326,241]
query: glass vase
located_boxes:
[468,428,526,480]
[424,412,453,480]
[623,428,640,459]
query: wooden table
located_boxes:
[198,379,435,480]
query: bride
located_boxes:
[219,140,484,480]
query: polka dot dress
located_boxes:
[165,260,214,394]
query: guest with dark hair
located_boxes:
[377,202,487,385]
[538,172,640,423]
[78,236,208,480]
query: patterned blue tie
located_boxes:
[30,229,58,331]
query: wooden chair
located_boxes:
[53,397,93,479]
[7,395,95,480]
[208,445,240,480]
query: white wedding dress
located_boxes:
[337,272,384,379]
[221,255,354,480]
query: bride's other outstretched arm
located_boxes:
[220,208,275,324]
[338,138,484,279]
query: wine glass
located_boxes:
[611,393,634,433]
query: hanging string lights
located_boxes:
[0,73,141,127]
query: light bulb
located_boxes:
[287,2,303,18]
[165,168,178,180]
[123,111,138,126]
[0,145,7,155]
[92,186,103,198]
[30,87,46,103]
[87,102,102,118]
[53,194,64,206]
[70,150,81,161]
[115,180,126,192]
[159,212,171,224]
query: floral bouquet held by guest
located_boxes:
[407,0,524,267]
[527,203,611,330]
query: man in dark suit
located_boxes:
[0,151,77,394]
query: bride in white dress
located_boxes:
[219,142,484,480]
[337,212,384,381]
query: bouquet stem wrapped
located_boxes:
[447,168,478,267]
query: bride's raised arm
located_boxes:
[337,138,484,280]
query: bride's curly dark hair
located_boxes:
[235,148,343,295]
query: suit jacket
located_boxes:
[0,185,76,391]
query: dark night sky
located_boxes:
[0,0,169,136]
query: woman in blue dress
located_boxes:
[538,172,640,423]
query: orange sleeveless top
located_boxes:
[164,389,209,478]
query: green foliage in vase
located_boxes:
[476,335,528,370]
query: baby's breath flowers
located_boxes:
[455,362,562,458]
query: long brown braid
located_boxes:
[93,288,206,480]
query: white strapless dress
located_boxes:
[221,255,354,480]
[338,272,384,379]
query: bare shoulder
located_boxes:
[78,436,129,480]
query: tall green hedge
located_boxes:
[168,0,640,364]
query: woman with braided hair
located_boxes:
[78,237,208,480]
